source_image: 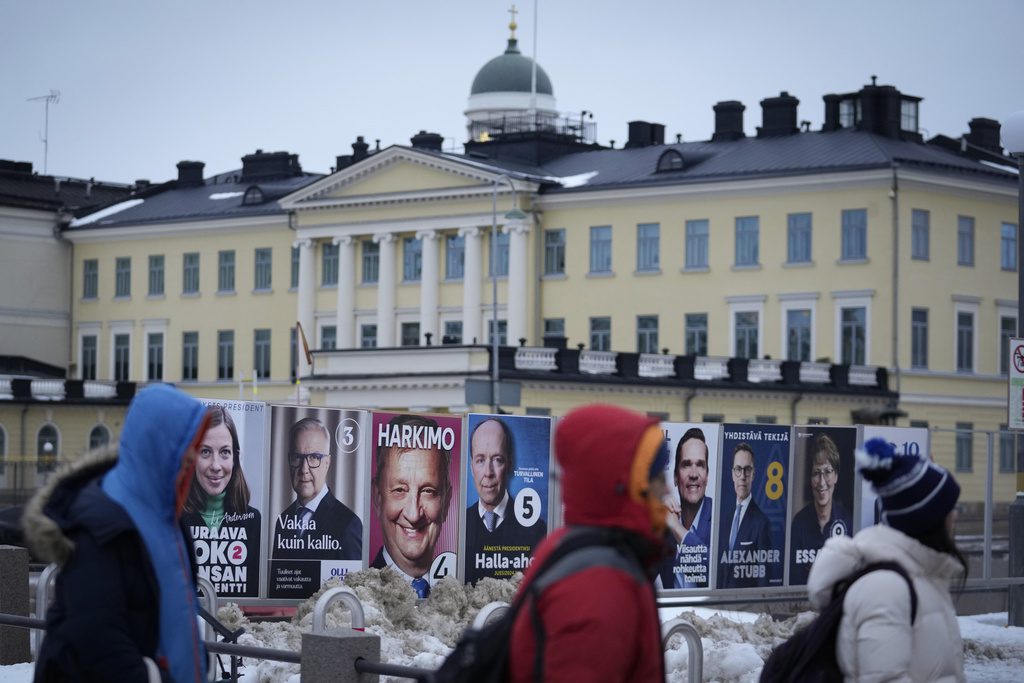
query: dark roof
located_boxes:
[470,37,553,96]
[64,169,324,230]
[0,356,65,378]
[0,160,135,215]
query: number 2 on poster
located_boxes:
[764,461,784,500]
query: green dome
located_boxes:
[470,38,553,96]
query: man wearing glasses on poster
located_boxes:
[273,417,362,561]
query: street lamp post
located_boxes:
[490,174,522,413]
[1002,109,1024,627]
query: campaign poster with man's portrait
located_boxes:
[716,424,789,589]
[859,426,930,532]
[267,406,368,599]
[656,422,720,591]
[462,413,551,584]
[787,426,857,586]
[369,411,462,598]
[184,399,267,598]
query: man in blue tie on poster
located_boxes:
[719,442,772,588]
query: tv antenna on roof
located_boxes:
[27,89,60,174]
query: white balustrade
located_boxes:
[579,350,616,375]
[849,365,877,386]
[695,356,729,380]
[514,347,557,371]
[747,359,782,383]
[799,362,831,383]
[639,353,675,378]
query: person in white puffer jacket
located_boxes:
[806,438,967,683]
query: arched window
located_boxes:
[242,186,264,205]
[656,149,685,172]
[37,424,60,472]
[89,425,111,450]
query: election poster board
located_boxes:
[716,424,789,589]
[184,399,267,598]
[657,422,721,591]
[461,414,551,584]
[266,406,369,599]
[787,426,857,586]
[857,425,930,532]
[369,411,462,590]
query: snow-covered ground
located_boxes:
[3,569,1022,682]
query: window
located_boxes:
[182,332,198,381]
[446,234,464,280]
[1002,222,1018,271]
[839,98,860,128]
[900,99,918,132]
[787,213,811,264]
[786,309,812,361]
[242,186,263,205]
[37,424,59,472]
[488,319,508,346]
[685,313,707,356]
[544,229,566,275]
[403,237,422,282]
[148,255,164,296]
[957,216,974,266]
[590,226,612,273]
[401,322,420,346]
[183,252,200,294]
[956,310,974,372]
[254,329,271,379]
[590,317,611,351]
[999,426,1016,473]
[1001,315,1017,375]
[735,311,759,358]
[490,231,509,277]
[955,422,972,472]
[81,335,97,380]
[217,330,234,380]
[543,318,565,343]
[841,209,867,261]
[321,325,337,351]
[218,250,235,292]
[911,209,929,260]
[290,246,299,289]
[685,219,709,269]
[114,333,130,382]
[146,332,163,381]
[322,242,339,286]
[702,413,725,423]
[911,308,928,369]
[89,425,110,450]
[83,259,98,299]
[637,315,659,354]
[735,216,759,266]
[115,257,131,297]
[840,307,866,365]
[657,149,684,172]
[362,240,379,283]
[255,248,272,290]
[360,324,377,348]
[636,223,660,272]
[443,320,462,344]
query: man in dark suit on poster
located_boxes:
[719,442,772,588]
[464,418,546,584]
[273,417,362,561]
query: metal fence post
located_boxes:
[0,546,30,664]
[1010,492,1024,626]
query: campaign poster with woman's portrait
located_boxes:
[369,412,462,598]
[184,399,267,598]
[787,426,857,585]
[716,424,789,589]
[656,422,720,591]
[267,406,369,600]
[462,414,551,584]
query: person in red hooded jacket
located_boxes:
[509,404,669,683]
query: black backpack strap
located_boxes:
[836,560,918,624]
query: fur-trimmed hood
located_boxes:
[21,445,120,566]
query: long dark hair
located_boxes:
[914,516,968,590]
[184,406,251,515]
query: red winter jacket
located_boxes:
[509,405,667,683]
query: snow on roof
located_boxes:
[980,159,1019,175]
[209,191,244,200]
[68,198,145,227]
[546,170,598,188]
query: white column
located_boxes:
[505,218,531,345]
[417,229,440,345]
[460,227,482,344]
[374,233,396,347]
[295,238,316,374]
[334,235,356,348]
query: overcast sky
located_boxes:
[2,0,1021,184]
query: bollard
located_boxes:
[301,630,380,683]
[661,617,704,683]
[0,546,30,664]
[312,586,365,632]
[1010,492,1024,626]
[471,601,509,630]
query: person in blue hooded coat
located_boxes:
[23,384,210,683]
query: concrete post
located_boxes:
[301,630,380,683]
[1010,493,1024,626]
[0,545,30,664]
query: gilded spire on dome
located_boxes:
[505,4,520,54]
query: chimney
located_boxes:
[176,160,205,187]
[0,160,33,174]
[411,130,444,152]
[625,121,665,148]
[134,179,151,191]
[822,94,841,132]
[241,150,302,181]
[352,136,370,162]
[712,101,745,141]
[965,117,1002,154]
[757,91,800,138]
